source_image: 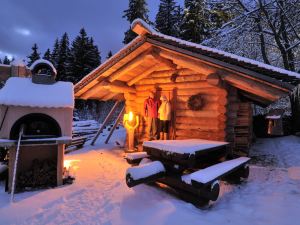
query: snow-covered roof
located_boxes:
[0,77,74,108]
[132,19,300,83]
[0,64,11,68]
[75,19,299,95]
[10,59,26,67]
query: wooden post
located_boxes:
[127,129,135,151]
[105,106,125,144]
[57,144,64,186]
[91,101,120,146]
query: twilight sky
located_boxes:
[0,0,184,62]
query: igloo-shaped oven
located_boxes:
[0,59,74,192]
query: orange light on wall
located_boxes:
[123,111,139,152]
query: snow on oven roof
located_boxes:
[0,77,74,108]
[30,59,57,75]
[143,139,228,155]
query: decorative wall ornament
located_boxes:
[187,93,203,111]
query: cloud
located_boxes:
[14,27,31,36]
[0,50,14,60]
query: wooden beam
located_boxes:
[127,50,178,86]
[152,50,177,70]
[105,106,125,144]
[80,83,107,100]
[207,73,222,87]
[101,92,118,101]
[137,74,206,85]
[150,68,195,78]
[221,73,283,102]
[101,80,136,93]
[91,101,121,146]
[127,63,162,86]
[135,81,214,91]
[108,48,155,82]
[159,50,216,75]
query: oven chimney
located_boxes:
[30,59,57,84]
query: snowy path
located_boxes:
[0,133,300,225]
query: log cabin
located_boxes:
[75,19,300,155]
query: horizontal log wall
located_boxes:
[122,68,229,148]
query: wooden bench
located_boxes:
[66,137,87,152]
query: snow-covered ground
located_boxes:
[0,129,300,225]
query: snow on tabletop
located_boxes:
[266,115,281,119]
[126,161,165,180]
[132,19,300,79]
[143,139,228,155]
[29,59,57,75]
[0,77,74,108]
[182,157,250,185]
[125,152,148,160]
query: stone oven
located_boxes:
[0,59,74,192]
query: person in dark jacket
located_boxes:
[144,91,160,140]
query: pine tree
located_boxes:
[27,43,41,66]
[180,0,210,43]
[3,56,10,65]
[106,50,113,60]
[67,28,101,83]
[209,2,231,30]
[43,48,51,61]
[0,58,2,64]
[155,0,181,37]
[123,0,149,44]
[51,38,60,68]
[87,37,101,69]
[56,32,71,81]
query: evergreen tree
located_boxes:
[123,0,149,44]
[180,0,210,43]
[0,58,2,64]
[27,43,41,66]
[155,0,181,37]
[209,2,231,30]
[43,48,51,61]
[51,38,60,68]
[87,37,101,69]
[3,56,10,65]
[56,32,71,81]
[106,50,113,60]
[67,28,101,83]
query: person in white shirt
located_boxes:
[158,95,171,140]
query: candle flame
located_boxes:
[128,111,133,122]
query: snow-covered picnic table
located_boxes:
[142,139,229,168]
[143,139,229,155]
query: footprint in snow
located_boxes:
[66,189,87,200]
[42,196,67,209]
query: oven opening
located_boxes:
[10,113,62,140]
